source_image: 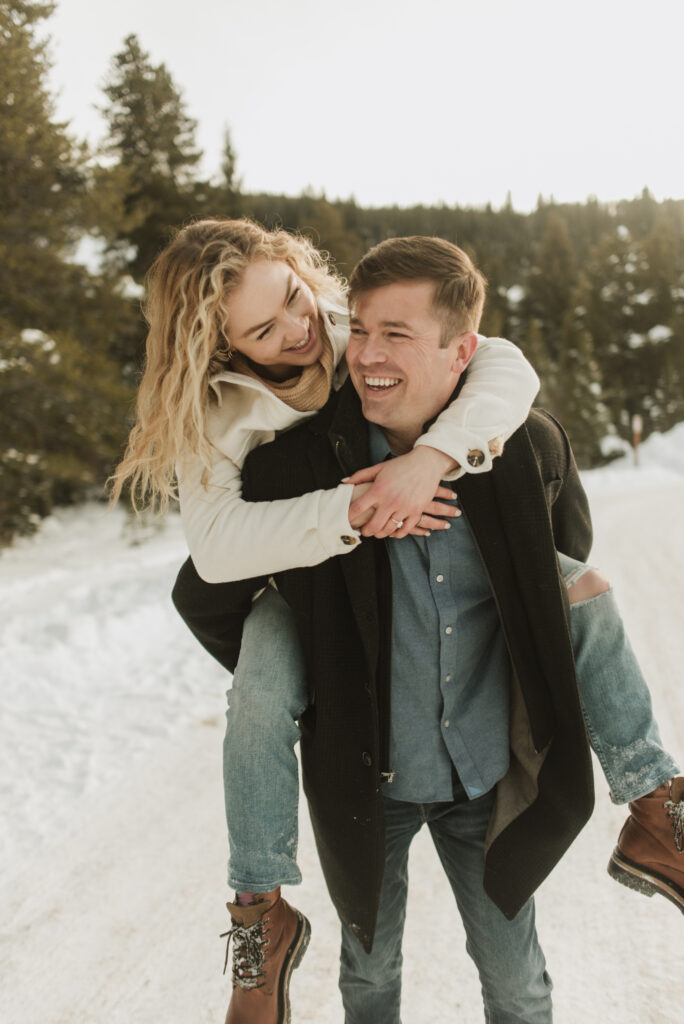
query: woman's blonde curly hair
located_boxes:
[109,218,345,512]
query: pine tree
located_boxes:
[0,2,135,541]
[574,226,684,440]
[220,125,240,193]
[241,193,363,276]
[0,323,131,507]
[524,213,577,363]
[200,125,243,221]
[519,318,555,409]
[0,0,84,327]
[102,34,200,183]
[618,187,659,240]
[553,318,611,466]
[98,34,203,280]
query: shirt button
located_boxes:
[435,574,444,583]
[444,720,450,728]
[361,751,372,767]
[445,626,453,635]
[445,674,452,682]
[341,535,357,546]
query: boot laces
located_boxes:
[220,919,270,990]
[664,796,684,853]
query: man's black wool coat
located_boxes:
[173,378,595,952]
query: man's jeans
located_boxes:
[339,791,553,1024]
[223,562,678,891]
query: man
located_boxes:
[174,237,682,1023]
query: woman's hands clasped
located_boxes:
[345,446,461,539]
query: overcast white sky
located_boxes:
[46,0,684,212]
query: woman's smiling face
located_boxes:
[224,259,321,381]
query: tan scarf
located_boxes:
[229,319,335,412]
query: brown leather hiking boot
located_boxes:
[608,777,684,913]
[222,889,311,1024]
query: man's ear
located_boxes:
[449,331,478,374]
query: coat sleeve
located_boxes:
[177,449,360,583]
[171,555,269,674]
[415,336,540,479]
[545,416,593,563]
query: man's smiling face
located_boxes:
[347,280,475,452]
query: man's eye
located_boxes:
[350,327,366,337]
[287,287,300,305]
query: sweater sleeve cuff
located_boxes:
[414,429,498,480]
[316,482,362,556]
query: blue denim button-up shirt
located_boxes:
[369,425,510,803]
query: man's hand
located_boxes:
[346,446,461,539]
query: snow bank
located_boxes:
[586,421,684,494]
[0,504,227,868]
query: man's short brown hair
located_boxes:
[348,236,487,345]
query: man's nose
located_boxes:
[359,331,388,364]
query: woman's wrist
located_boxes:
[412,443,459,478]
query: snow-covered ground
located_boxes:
[1,429,683,1024]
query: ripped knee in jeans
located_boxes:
[566,567,611,605]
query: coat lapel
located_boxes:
[457,425,562,750]
[322,382,383,680]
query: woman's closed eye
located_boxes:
[256,288,301,339]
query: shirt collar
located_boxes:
[368,421,395,463]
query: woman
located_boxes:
[112,219,679,1023]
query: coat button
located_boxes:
[341,535,357,546]
[328,312,337,325]
[362,751,372,767]
[467,449,485,467]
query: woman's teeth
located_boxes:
[289,328,310,351]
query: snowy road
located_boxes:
[1,451,683,1023]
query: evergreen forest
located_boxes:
[2,1,684,542]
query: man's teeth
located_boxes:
[365,377,400,388]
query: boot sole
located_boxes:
[607,848,684,914]
[278,910,311,1024]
